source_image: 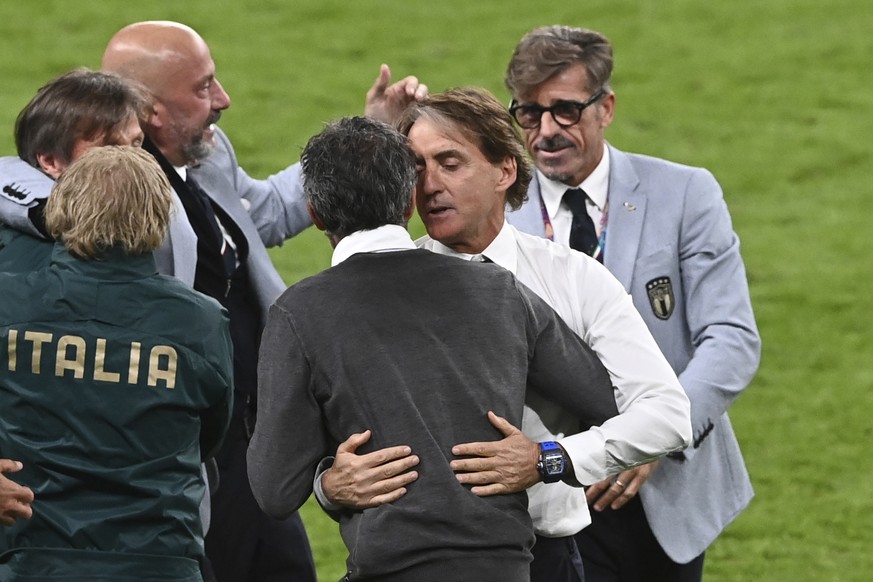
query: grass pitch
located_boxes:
[2,1,871,580]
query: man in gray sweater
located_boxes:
[247,116,620,582]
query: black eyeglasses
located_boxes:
[509,88,607,129]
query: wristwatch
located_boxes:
[537,441,568,483]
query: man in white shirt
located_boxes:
[249,115,622,582]
[316,88,692,582]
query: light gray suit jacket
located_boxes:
[183,127,311,317]
[0,127,311,319]
[507,144,761,563]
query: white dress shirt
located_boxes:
[330,224,417,265]
[539,145,611,246]
[419,222,691,537]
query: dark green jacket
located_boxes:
[0,224,52,272]
[0,244,233,581]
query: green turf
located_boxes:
[2,1,871,580]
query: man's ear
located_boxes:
[307,200,326,231]
[35,153,67,180]
[598,91,616,130]
[146,102,165,130]
[495,155,517,194]
[403,191,415,221]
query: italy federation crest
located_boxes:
[646,277,674,320]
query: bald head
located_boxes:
[101,21,231,165]
[102,21,206,98]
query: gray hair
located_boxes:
[397,87,532,211]
[301,116,416,239]
[505,25,614,100]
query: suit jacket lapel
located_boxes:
[190,155,287,313]
[604,144,645,291]
[188,164,255,241]
[160,191,198,286]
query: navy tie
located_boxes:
[563,188,598,256]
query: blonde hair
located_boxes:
[45,146,172,259]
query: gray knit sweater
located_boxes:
[248,250,616,581]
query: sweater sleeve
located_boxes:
[520,282,619,429]
[247,303,329,519]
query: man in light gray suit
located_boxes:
[0,21,425,582]
[504,26,761,581]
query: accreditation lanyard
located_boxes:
[538,192,609,262]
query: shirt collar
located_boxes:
[331,224,417,266]
[421,221,519,275]
[538,143,611,218]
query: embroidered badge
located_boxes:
[646,276,674,320]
